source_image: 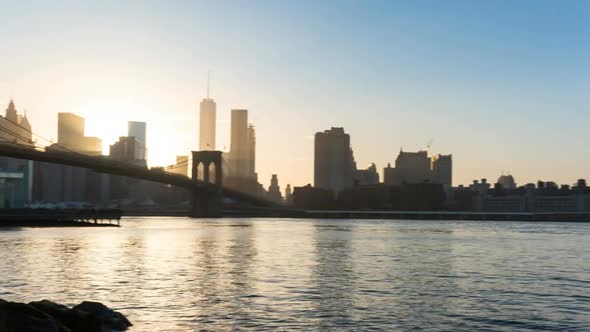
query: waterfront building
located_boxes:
[454,178,590,213]
[128,121,147,161]
[33,112,105,204]
[497,174,516,190]
[0,100,33,146]
[0,100,34,207]
[293,184,334,209]
[314,127,355,194]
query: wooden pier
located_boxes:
[0,209,123,227]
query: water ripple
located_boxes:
[1,218,589,331]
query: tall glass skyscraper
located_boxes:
[128,121,147,161]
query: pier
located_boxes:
[0,209,122,227]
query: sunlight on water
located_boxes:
[1,218,590,330]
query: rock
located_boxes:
[73,301,132,331]
[0,299,68,332]
[0,299,131,332]
[30,300,101,332]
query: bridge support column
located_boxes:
[190,188,222,218]
[190,151,223,218]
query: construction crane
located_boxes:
[425,138,434,153]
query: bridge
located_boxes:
[0,142,279,217]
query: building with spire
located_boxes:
[0,100,34,207]
[0,100,33,146]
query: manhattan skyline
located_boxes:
[1,1,589,188]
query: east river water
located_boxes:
[1,218,589,331]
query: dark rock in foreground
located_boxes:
[0,299,132,332]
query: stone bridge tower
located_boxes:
[190,151,223,217]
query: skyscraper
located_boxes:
[199,98,216,151]
[314,127,355,193]
[267,174,282,203]
[224,108,264,197]
[247,124,256,178]
[58,113,84,146]
[109,136,143,165]
[57,113,102,155]
[431,154,453,187]
[229,109,250,178]
[128,121,147,161]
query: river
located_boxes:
[1,218,589,331]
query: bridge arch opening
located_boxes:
[196,162,205,181]
[208,163,216,184]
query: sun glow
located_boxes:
[76,98,193,168]
[78,99,139,154]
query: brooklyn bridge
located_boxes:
[0,142,280,218]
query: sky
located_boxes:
[1,0,589,188]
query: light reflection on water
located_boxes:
[1,218,590,331]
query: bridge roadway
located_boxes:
[0,142,277,214]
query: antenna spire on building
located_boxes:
[206,70,211,98]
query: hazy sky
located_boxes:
[1,0,589,188]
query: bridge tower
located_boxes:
[190,151,223,217]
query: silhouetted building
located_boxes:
[314,127,355,194]
[355,163,379,186]
[0,100,32,145]
[166,155,189,177]
[57,113,102,155]
[33,157,109,205]
[267,174,282,203]
[497,174,516,190]
[247,124,256,178]
[384,150,432,185]
[199,98,216,151]
[285,184,293,205]
[32,112,105,205]
[453,178,590,213]
[470,178,491,195]
[128,121,147,161]
[228,109,251,178]
[432,154,452,187]
[293,184,334,210]
[338,184,391,210]
[224,109,264,196]
[0,100,34,207]
[390,183,446,211]
[383,150,453,189]
[110,136,146,167]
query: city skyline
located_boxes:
[1,1,589,187]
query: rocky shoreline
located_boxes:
[0,299,132,332]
